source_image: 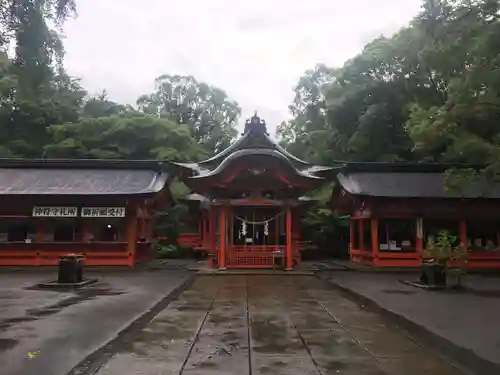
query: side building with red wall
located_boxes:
[330,162,500,269]
[0,159,174,267]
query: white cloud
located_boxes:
[62,0,422,134]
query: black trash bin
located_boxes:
[58,254,84,284]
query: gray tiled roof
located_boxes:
[337,172,500,198]
[0,159,169,195]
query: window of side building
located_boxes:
[0,220,36,242]
[466,220,500,252]
[44,219,82,242]
[87,218,126,241]
[378,219,416,252]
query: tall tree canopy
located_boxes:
[276,64,335,162]
[280,0,500,171]
[0,2,240,161]
[137,74,240,155]
[0,0,83,157]
[44,112,205,161]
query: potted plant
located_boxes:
[420,230,466,288]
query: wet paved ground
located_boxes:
[0,270,190,375]
[98,275,470,375]
[322,271,500,371]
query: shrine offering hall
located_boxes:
[0,114,500,270]
[173,114,333,269]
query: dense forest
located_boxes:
[1,0,499,170]
[0,0,499,249]
[0,0,240,161]
[278,0,500,173]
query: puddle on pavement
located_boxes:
[0,286,125,331]
[0,338,18,352]
[251,319,303,354]
[460,289,500,298]
[323,359,385,374]
[382,289,418,295]
[91,276,474,375]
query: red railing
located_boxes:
[227,245,285,268]
[0,242,133,266]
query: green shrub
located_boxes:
[155,241,196,259]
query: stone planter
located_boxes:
[420,262,446,287]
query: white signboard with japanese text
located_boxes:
[32,206,78,217]
[81,207,126,218]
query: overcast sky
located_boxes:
[63,0,422,134]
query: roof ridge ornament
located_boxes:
[243,111,269,135]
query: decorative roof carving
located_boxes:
[243,112,268,135]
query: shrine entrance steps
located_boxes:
[196,268,315,275]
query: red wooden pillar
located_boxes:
[36,220,44,242]
[199,213,203,244]
[349,219,354,260]
[82,220,89,240]
[275,214,280,245]
[459,219,467,248]
[35,220,44,266]
[209,206,216,253]
[359,219,364,251]
[228,207,233,248]
[371,218,379,266]
[126,207,138,267]
[219,206,226,269]
[416,218,424,261]
[200,211,205,248]
[459,219,468,267]
[139,218,146,239]
[286,206,293,270]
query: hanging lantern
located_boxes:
[264,221,269,236]
[241,221,247,236]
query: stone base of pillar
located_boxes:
[218,267,227,270]
[285,268,294,271]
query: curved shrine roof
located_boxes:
[174,114,335,184]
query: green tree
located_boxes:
[281,0,500,169]
[0,0,81,157]
[277,64,336,162]
[82,90,128,118]
[137,74,240,155]
[44,112,206,161]
[405,0,500,169]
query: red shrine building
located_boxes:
[330,162,500,269]
[2,118,500,271]
[173,114,333,269]
[0,159,173,267]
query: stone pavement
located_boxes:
[97,275,471,375]
[0,269,191,375]
[320,271,500,374]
